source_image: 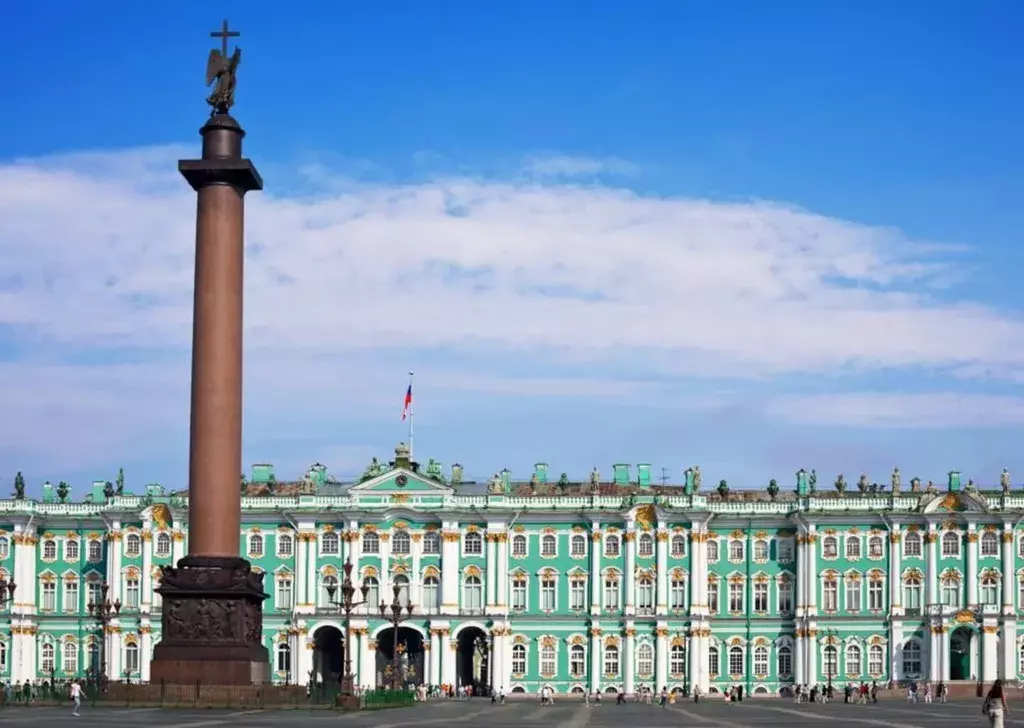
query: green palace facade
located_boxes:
[3,443,1024,695]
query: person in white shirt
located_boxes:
[70,680,82,716]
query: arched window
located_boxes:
[903,573,923,610]
[422,576,439,612]
[541,534,557,557]
[822,536,837,558]
[125,534,141,556]
[941,576,962,608]
[569,644,586,676]
[637,577,654,615]
[868,536,884,558]
[845,576,862,612]
[846,537,861,560]
[155,532,171,557]
[392,530,411,555]
[65,539,79,562]
[361,532,379,554]
[753,539,769,561]
[511,534,528,556]
[604,535,620,557]
[320,575,338,607]
[570,534,587,557]
[41,643,55,672]
[422,531,440,554]
[671,534,686,557]
[706,539,719,562]
[670,644,686,675]
[903,532,922,557]
[124,642,140,675]
[823,575,838,611]
[603,571,621,611]
[0,537,8,559]
[707,577,719,613]
[981,532,999,557]
[777,645,792,678]
[728,646,744,675]
[823,645,838,679]
[637,643,654,677]
[540,645,556,677]
[981,575,999,605]
[637,533,654,557]
[87,540,103,562]
[320,531,339,555]
[362,576,379,610]
[511,644,527,674]
[753,646,769,676]
[393,574,410,606]
[868,644,884,676]
[463,575,483,611]
[845,644,862,676]
[248,534,263,556]
[728,540,744,561]
[464,532,483,555]
[87,640,99,671]
[903,640,921,677]
[603,644,620,675]
[708,645,720,676]
[276,534,293,557]
[276,642,291,673]
[63,641,78,673]
[942,532,960,558]
[43,539,57,560]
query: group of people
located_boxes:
[0,678,83,716]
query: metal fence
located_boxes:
[0,681,417,711]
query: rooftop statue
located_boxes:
[808,469,817,493]
[891,467,901,494]
[206,21,242,115]
[834,474,846,495]
[857,473,870,493]
[692,466,702,492]
[590,467,600,486]
[1002,468,1011,493]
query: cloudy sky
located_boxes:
[1,2,1022,493]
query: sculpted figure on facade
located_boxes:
[1002,468,1012,493]
[857,473,870,493]
[692,466,702,492]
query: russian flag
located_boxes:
[401,383,413,421]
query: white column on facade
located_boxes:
[966,525,979,607]
[655,524,669,612]
[889,526,902,612]
[172,529,185,564]
[807,627,818,684]
[380,532,392,601]
[589,626,602,693]
[806,530,818,614]
[1002,527,1015,612]
[496,534,509,609]
[141,531,153,611]
[411,536,422,609]
[941,629,950,681]
[624,528,636,614]
[109,623,123,678]
[493,628,508,690]
[590,525,602,615]
[347,521,363,574]
[794,632,805,685]
[624,626,635,694]
[442,632,457,686]
[306,531,318,607]
[108,525,123,604]
[982,626,998,682]
[689,532,705,616]
[294,532,307,608]
[140,625,153,681]
[362,630,376,689]
[654,625,668,690]
[926,529,939,607]
[348,628,362,685]
[688,629,703,692]
[485,533,497,609]
[441,524,459,614]
[1001,620,1017,680]
[929,628,942,682]
[13,531,38,615]
[889,621,902,682]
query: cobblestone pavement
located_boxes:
[0,697,999,727]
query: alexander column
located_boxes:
[150,21,270,685]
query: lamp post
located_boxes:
[380,583,414,691]
[87,582,121,689]
[0,575,17,608]
[324,558,371,696]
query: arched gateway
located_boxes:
[311,626,345,685]
[375,626,425,688]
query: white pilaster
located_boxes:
[1001,619,1016,680]
[590,525,602,615]
[171,530,185,564]
[982,626,998,682]
[362,630,376,689]
[141,531,153,611]
[140,625,153,682]
[440,524,459,615]
[794,633,805,685]
[590,625,602,693]
[889,527,902,614]
[305,528,318,608]
[496,534,509,610]
[689,532,706,617]
[807,626,818,683]
[486,534,497,609]
[926,529,939,607]
[441,633,457,686]
[624,528,636,614]
[623,626,635,694]
[655,524,669,612]
[967,524,979,607]
[411,535,422,609]
[807,529,818,614]
[654,624,668,690]
[380,532,392,601]
[688,628,705,692]
[108,524,123,604]
[1002,528,1015,613]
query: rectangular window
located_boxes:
[753,582,768,612]
[670,579,686,610]
[823,580,837,611]
[753,648,768,675]
[604,578,620,610]
[728,649,743,675]
[846,580,861,612]
[42,583,56,612]
[125,578,140,609]
[729,582,743,612]
[88,582,103,609]
[778,540,793,562]
[570,580,587,611]
[512,647,526,674]
[637,581,654,615]
[540,646,556,676]
[63,581,79,613]
[540,578,556,611]
[708,581,719,614]
[422,579,439,611]
[778,581,793,614]
[277,578,293,609]
[511,578,527,611]
[868,580,883,610]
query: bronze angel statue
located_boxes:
[206,45,241,114]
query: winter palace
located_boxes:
[3,443,1024,695]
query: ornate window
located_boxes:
[708,645,720,676]
[361,532,379,554]
[671,534,686,557]
[728,646,744,676]
[845,577,861,612]
[669,644,685,675]
[276,642,291,673]
[778,577,794,614]
[868,644,884,677]
[124,576,140,609]
[753,645,769,676]
[511,576,527,611]
[753,581,768,612]
[422,576,439,612]
[903,640,921,677]
[777,645,792,678]
[393,575,410,607]
[708,577,719,614]
[41,582,56,612]
[540,576,556,611]
[43,539,57,561]
[981,575,999,605]
[65,539,79,562]
[155,532,172,557]
[463,575,483,611]
[638,533,654,557]
[422,531,440,554]
[637,578,654,615]
[276,575,293,610]
[823,645,838,679]
[392,531,411,555]
[868,536,883,558]
[320,531,339,555]
[941,575,961,608]
[320,575,338,607]
[64,642,78,673]
[903,532,922,558]
[570,534,587,557]
[276,534,293,557]
[846,537,861,560]
[637,643,654,677]
[822,536,838,559]
[541,534,557,557]
[511,643,527,674]
[868,578,884,611]
[604,535,620,558]
[248,534,264,557]
[511,534,528,557]
[41,643,55,672]
[570,578,587,611]
[778,539,794,562]
[125,534,141,557]
[753,539,769,561]
[464,532,483,555]
[728,581,743,613]
[124,642,140,675]
[942,532,960,558]
[540,644,556,677]
[823,576,838,611]
[603,573,621,611]
[63,579,78,613]
[362,576,379,610]
[670,577,686,610]
[706,540,719,563]
[981,532,999,557]
[570,644,586,676]
[903,573,922,610]
[87,540,103,562]
[728,540,744,562]
[845,644,862,676]
[603,644,619,675]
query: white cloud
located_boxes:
[520,154,640,178]
[2,145,1024,471]
[766,393,1024,429]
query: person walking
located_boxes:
[983,679,1009,728]
[69,680,82,717]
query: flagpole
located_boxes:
[408,371,415,461]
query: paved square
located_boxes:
[0,698,1000,728]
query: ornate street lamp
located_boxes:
[0,575,16,607]
[324,559,371,697]
[380,583,414,691]
[87,582,121,688]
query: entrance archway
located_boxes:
[456,626,489,691]
[312,626,344,685]
[375,626,425,688]
[950,627,972,680]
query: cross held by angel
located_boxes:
[206,20,242,115]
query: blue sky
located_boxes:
[1,2,1023,494]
